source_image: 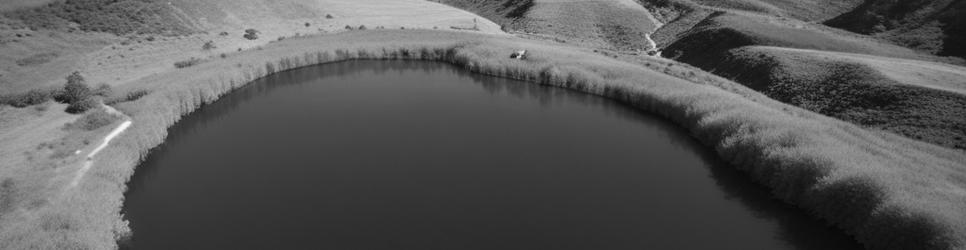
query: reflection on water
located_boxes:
[122,60,860,250]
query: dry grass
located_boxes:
[440,0,660,51]
[0,30,963,249]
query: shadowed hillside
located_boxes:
[633,2,966,150]
[689,0,863,21]
[433,0,535,30]
[825,0,966,59]
[698,46,966,149]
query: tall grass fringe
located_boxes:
[133,47,966,249]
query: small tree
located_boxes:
[325,14,333,19]
[63,71,91,104]
[243,29,259,40]
[202,40,216,50]
[358,25,367,30]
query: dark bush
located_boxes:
[219,31,229,36]
[358,25,367,30]
[244,29,259,40]
[345,25,353,30]
[202,40,216,50]
[305,22,311,27]
[62,72,91,104]
[66,97,98,114]
[326,14,334,19]
[0,88,56,107]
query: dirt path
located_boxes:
[66,106,132,189]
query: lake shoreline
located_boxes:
[6,30,964,249]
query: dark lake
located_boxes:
[121,60,860,250]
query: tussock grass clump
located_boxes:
[15,52,59,67]
[105,89,150,106]
[2,30,963,250]
[65,108,119,131]
[174,58,203,69]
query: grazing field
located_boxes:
[1,30,964,250]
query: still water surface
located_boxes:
[121,60,860,249]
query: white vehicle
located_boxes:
[510,50,527,60]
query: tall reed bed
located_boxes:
[2,30,963,250]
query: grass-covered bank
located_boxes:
[2,30,964,249]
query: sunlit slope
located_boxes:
[169,0,502,34]
[687,0,862,21]
[440,0,660,50]
[0,0,501,94]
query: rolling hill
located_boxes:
[439,0,661,50]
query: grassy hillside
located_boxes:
[686,0,863,21]
[439,0,660,51]
[698,46,966,149]
[0,0,502,94]
[4,0,197,36]
[433,0,535,30]
[643,8,966,150]
[825,0,966,59]
[663,12,949,62]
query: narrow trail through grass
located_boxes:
[67,106,132,190]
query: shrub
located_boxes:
[0,88,55,107]
[202,40,216,50]
[62,72,91,104]
[65,97,98,114]
[358,25,367,30]
[304,22,311,27]
[65,108,117,131]
[345,25,353,30]
[105,89,149,105]
[219,31,229,36]
[326,14,334,19]
[93,84,112,97]
[243,29,259,40]
[174,58,202,68]
[15,52,58,67]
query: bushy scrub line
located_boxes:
[3,31,962,249]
